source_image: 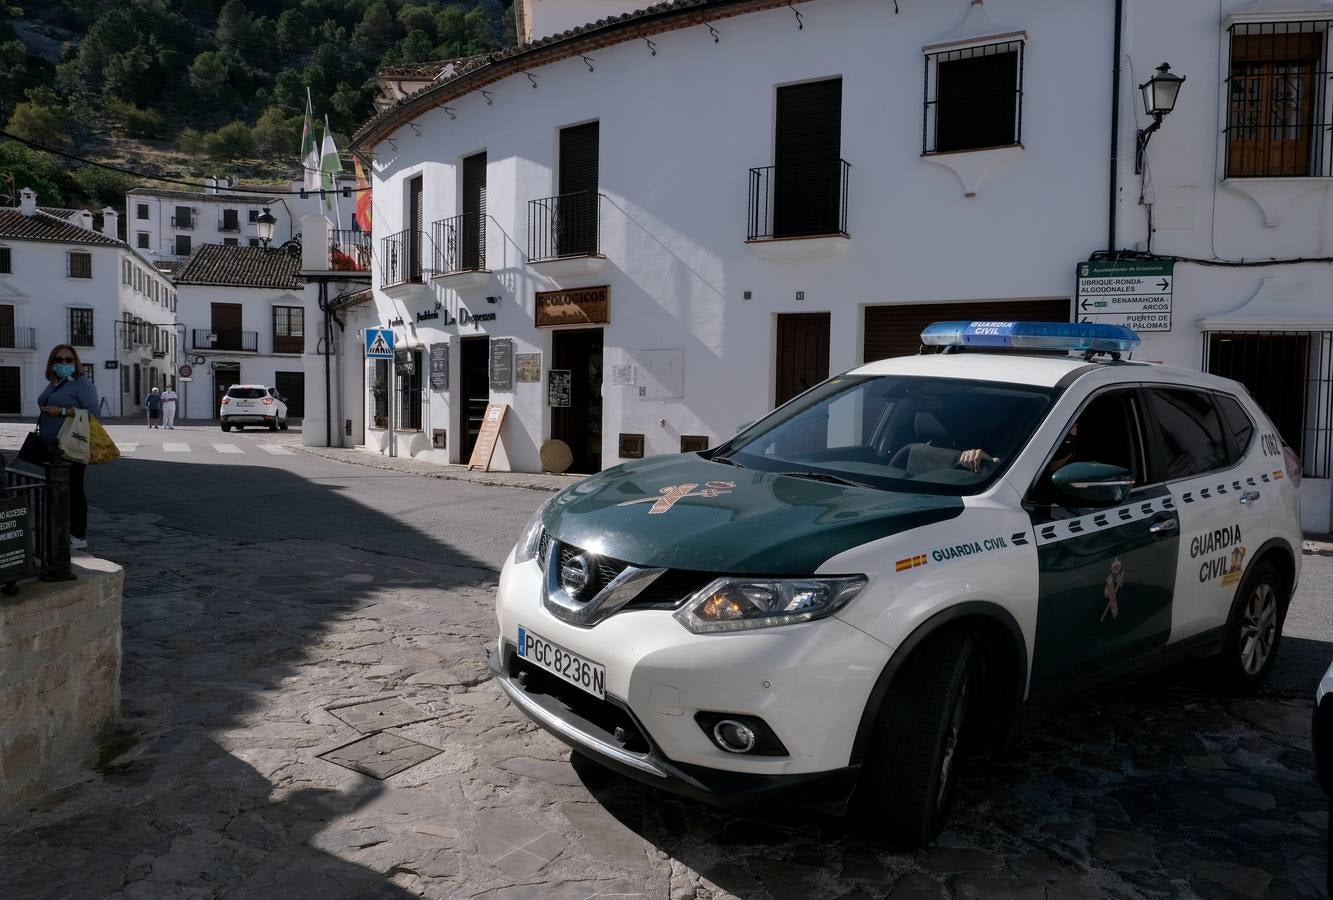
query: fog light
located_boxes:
[712,719,757,753]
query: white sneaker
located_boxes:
[70,536,88,550]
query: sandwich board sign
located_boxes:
[365,328,395,358]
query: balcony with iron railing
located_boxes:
[747,159,850,246]
[0,326,37,350]
[192,329,258,352]
[528,190,603,266]
[330,229,372,272]
[218,218,241,233]
[170,215,195,230]
[381,228,429,288]
[431,212,488,284]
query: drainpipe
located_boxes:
[1108,0,1124,254]
[318,280,332,447]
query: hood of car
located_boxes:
[542,454,964,574]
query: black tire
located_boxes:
[220,423,230,433]
[278,418,289,431]
[858,631,976,847]
[268,420,278,432]
[1213,560,1286,695]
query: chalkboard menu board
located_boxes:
[490,338,513,390]
[429,343,449,390]
[548,369,572,408]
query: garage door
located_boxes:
[863,299,1072,363]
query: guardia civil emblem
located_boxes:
[617,481,736,515]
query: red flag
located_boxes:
[353,156,372,232]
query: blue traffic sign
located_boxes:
[365,328,395,358]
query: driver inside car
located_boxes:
[957,422,1079,474]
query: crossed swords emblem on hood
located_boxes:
[617,481,737,515]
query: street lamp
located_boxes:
[256,207,277,248]
[1135,62,1186,174]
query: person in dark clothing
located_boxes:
[37,344,99,550]
[145,386,162,427]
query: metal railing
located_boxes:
[923,39,1024,154]
[4,458,73,585]
[381,228,425,286]
[431,212,487,274]
[747,160,850,241]
[330,229,372,272]
[192,329,258,352]
[0,327,36,350]
[170,215,194,230]
[218,219,241,233]
[528,190,602,262]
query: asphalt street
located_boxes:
[0,421,1330,899]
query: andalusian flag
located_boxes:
[353,155,372,232]
[300,89,319,192]
[319,115,342,217]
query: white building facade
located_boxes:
[349,0,1333,532]
[0,188,179,419]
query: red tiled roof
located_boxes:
[0,209,124,247]
[173,244,304,290]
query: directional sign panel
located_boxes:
[1075,260,1173,332]
[365,328,395,358]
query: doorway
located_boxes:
[551,328,604,474]
[775,312,830,407]
[459,337,490,461]
[210,303,244,351]
[274,371,304,417]
[0,367,19,415]
[212,363,240,419]
[774,78,843,237]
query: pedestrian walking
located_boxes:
[161,385,178,429]
[37,344,98,550]
[145,386,162,428]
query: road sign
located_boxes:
[178,365,193,378]
[365,328,395,358]
[1075,259,1173,332]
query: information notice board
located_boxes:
[429,343,449,390]
[0,494,32,580]
[467,402,509,471]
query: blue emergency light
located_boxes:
[920,321,1141,355]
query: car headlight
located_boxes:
[674,576,868,633]
[513,498,553,563]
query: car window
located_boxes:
[1214,393,1255,462]
[227,387,267,399]
[1146,388,1229,480]
[719,375,1056,495]
[1026,389,1146,507]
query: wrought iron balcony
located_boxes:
[528,190,602,262]
[192,329,258,352]
[747,159,850,241]
[431,212,487,274]
[170,215,194,230]
[330,229,372,272]
[0,326,36,350]
[218,219,241,233]
[381,228,426,287]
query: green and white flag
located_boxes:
[301,89,319,192]
[319,115,343,219]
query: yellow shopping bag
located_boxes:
[88,416,120,465]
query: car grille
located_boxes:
[541,532,718,612]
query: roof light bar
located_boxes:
[920,321,1141,355]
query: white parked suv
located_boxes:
[219,384,289,432]
[490,321,1303,846]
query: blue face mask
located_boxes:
[52,363,75,379]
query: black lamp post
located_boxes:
[255,207,277,248]
[1135,62,1186,174]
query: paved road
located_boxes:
[0,427,1329,899]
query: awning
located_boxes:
[1197,277,1333,332]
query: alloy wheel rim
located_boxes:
[937,678,969,811]
[1239,582,1278,676]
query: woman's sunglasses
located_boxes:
[52,357,75,363]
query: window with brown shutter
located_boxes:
[925,41,1024,153]
[1226,23,1329,177]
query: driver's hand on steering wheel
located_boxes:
[958,449,998,472]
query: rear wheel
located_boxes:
[220,423,231,433]
[268,420,278,432]
[858,631,975,847]
[278,418,289,431]
[1213,560,1286,694]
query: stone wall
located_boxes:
[0,557,124,815]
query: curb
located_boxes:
[1304,540,1333,557]
[295,445,583,493]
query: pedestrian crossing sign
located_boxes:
[365,328,395,358]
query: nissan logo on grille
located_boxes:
[560,552,593,597]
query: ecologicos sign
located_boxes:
[1075,260,1173,332]
[535,286,610,328]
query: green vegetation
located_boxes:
[0,0,512,210]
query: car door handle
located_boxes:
[1239,491,1261,506]
[1149,516,1179,536]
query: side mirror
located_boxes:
[1050,462,1134,507]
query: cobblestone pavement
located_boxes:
[0,447,1329,898]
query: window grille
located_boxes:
[272,306,304,354]
[397,349,423,430]
[136,203,148,220]
[67,252,92,279]
[924,39,1024,154]
[69,308,94,347]
[1226,21,1333,177]
[0,248,9,275]
[371,359,389,428]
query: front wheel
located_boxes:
[1213,560,1287,695]
[858,631,975,847]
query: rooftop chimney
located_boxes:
[101,207,119,240]
[205,175,216,195]
[76,210,94,231]
[18,187,36,216]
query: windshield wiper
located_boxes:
[711,455,745,468]
[776,470,865,487]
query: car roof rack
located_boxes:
[918,321,1140,362]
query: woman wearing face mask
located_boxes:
[37,344,99,550]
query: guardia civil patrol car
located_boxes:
[489,321,1302,846]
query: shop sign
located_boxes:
[490,338,513,391]
[395,348,415,374]
[516,353,542,383]
[548,369,572,407]
[535,286,610,328]
[1075,259,1173,332]
[429,343,448,390]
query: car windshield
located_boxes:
[716,375,1057,495]
[227,387,267,399]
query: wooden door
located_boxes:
[213,364,240,419]
[551,329,604,474]
[0,305,14,349]
[274,371,304,417]
[211,303,243,351]
[408,175,424,279]
[1227,33,1320,177]
[775,312,830,407]
[459,337,490,461]
[774,79,842,237]
[558,122,599,256]
[462,152,486,270]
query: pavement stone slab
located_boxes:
[320,733,445,780]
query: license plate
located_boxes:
[237,401,253,407]
[517,626,606,699]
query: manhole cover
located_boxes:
[122,580,187,599]
[326,697,434,733]
[319,732,443,779]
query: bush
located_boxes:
[109,100,165,139]
[253,106,302,158]
[6,101,71,148]
[202,121,256,161]
[177,127,206,158]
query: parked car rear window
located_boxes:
[1147,388,1229,479]
[227,387,267,399]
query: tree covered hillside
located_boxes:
[0,0,511,210]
